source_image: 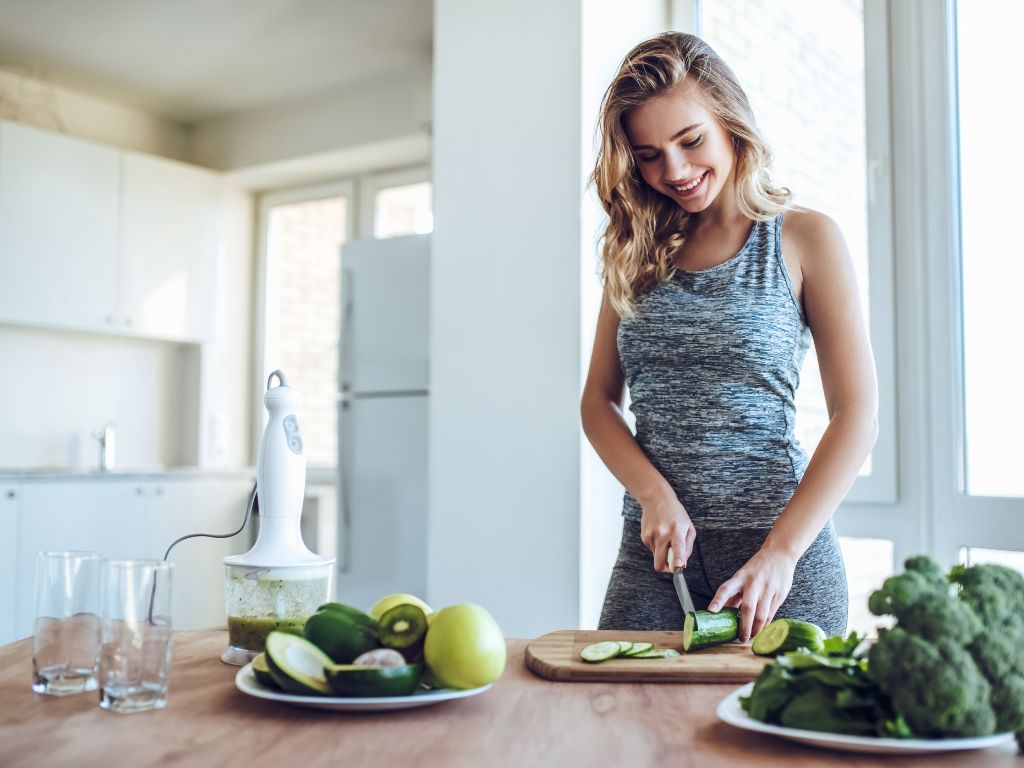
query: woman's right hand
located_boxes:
[639,493,696,573]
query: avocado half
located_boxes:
[264,631,333,696]
[324,663,425,697]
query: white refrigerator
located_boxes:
[336,234,430,609]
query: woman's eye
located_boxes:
[636,154,659,164]
[682,134,704,150]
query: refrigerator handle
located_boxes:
[337,267,355,573]
[337,395,353,574]
[339,268,355,394]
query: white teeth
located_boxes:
[672,173,705,193]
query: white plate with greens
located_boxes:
[235,663,492,712]
[717,683,1015,755]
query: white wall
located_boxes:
[191,67,432,171]
[430,0,667,638]
[0,67,189,160]
[0,326,198,468]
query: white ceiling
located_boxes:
[0,0,433,123]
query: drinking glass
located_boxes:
[98,559,174,713]
[32,551,105,695]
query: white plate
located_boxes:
[716,683,1015,755]
[234,663,492,712]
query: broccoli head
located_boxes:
[868,627,997,738]
[950,563,1024,631]
[968,625,1024,747]
[868,558,949,618]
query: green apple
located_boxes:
[370,593,433,621]
[424,604,506,689]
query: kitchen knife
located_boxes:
[668,547,696,615]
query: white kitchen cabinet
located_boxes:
[14,481,151,639]
[0,485,18,644]
[0,121,120,332]
[118,152,223,343]
[11,476,254,640]
[146,478,254,630]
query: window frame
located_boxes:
[921,0,1024,562]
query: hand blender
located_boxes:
[220,370,335,665]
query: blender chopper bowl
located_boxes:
[221,370,335,665]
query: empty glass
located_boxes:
[32,551,105,696]
[98,560,173,713]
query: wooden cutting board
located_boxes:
[524,630,770,683]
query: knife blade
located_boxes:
[668,547,696,615]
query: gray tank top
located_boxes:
[617,213,811,529]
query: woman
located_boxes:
[581,32,878,641]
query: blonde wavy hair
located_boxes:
[593,32,792,318]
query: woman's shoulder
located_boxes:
[781,206,842,242]
[780,207,846,273]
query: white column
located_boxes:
[431,0,667,637]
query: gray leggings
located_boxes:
[598,518,849,637]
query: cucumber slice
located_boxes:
[751,618,826,656]
[616,641,634,654]
[630,648,680,659]
[622,642,654,656]
[580,641,624,662]
[682,608,739,652]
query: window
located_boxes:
[955,1,1024,498]
[839,536,893,637]
[259,183,352,470]
[358,167,433,240]
[375,182,433,238]
[256,167,433,472]
[696,0,897,505]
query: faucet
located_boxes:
[92,422,116,472]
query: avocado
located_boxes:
[251,652,280,690]
[264,631,333,696]
[303,604,380,663]
[324,663,425,697]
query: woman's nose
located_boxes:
[663,149,692,182]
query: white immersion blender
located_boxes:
[220,370,335,665]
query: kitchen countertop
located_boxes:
[0,631,1019,768]
[0,466,256,480]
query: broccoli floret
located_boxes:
[868,627,997,738]
[868,560,949,618]
[967,619,1024,748]
[950,563,1024,630]
[894,591,983,646]
[905,555,950,590]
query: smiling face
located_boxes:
[623,82,737,215]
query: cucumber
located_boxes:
[630,648,680,659]
[751,618,826,656]
[682,608,739,651]
[580,641,623,662]
[623,642,654,656]
[616,641,634,655]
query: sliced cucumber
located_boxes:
[630,648,680,659]
[622,642,654,656]
[616,641,634,655]
[682,608,739,652]
[751,618,826,656]
[580,641,624,662]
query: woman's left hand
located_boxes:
[708,548,798,642]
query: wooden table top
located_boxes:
[0,630,1019,768]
